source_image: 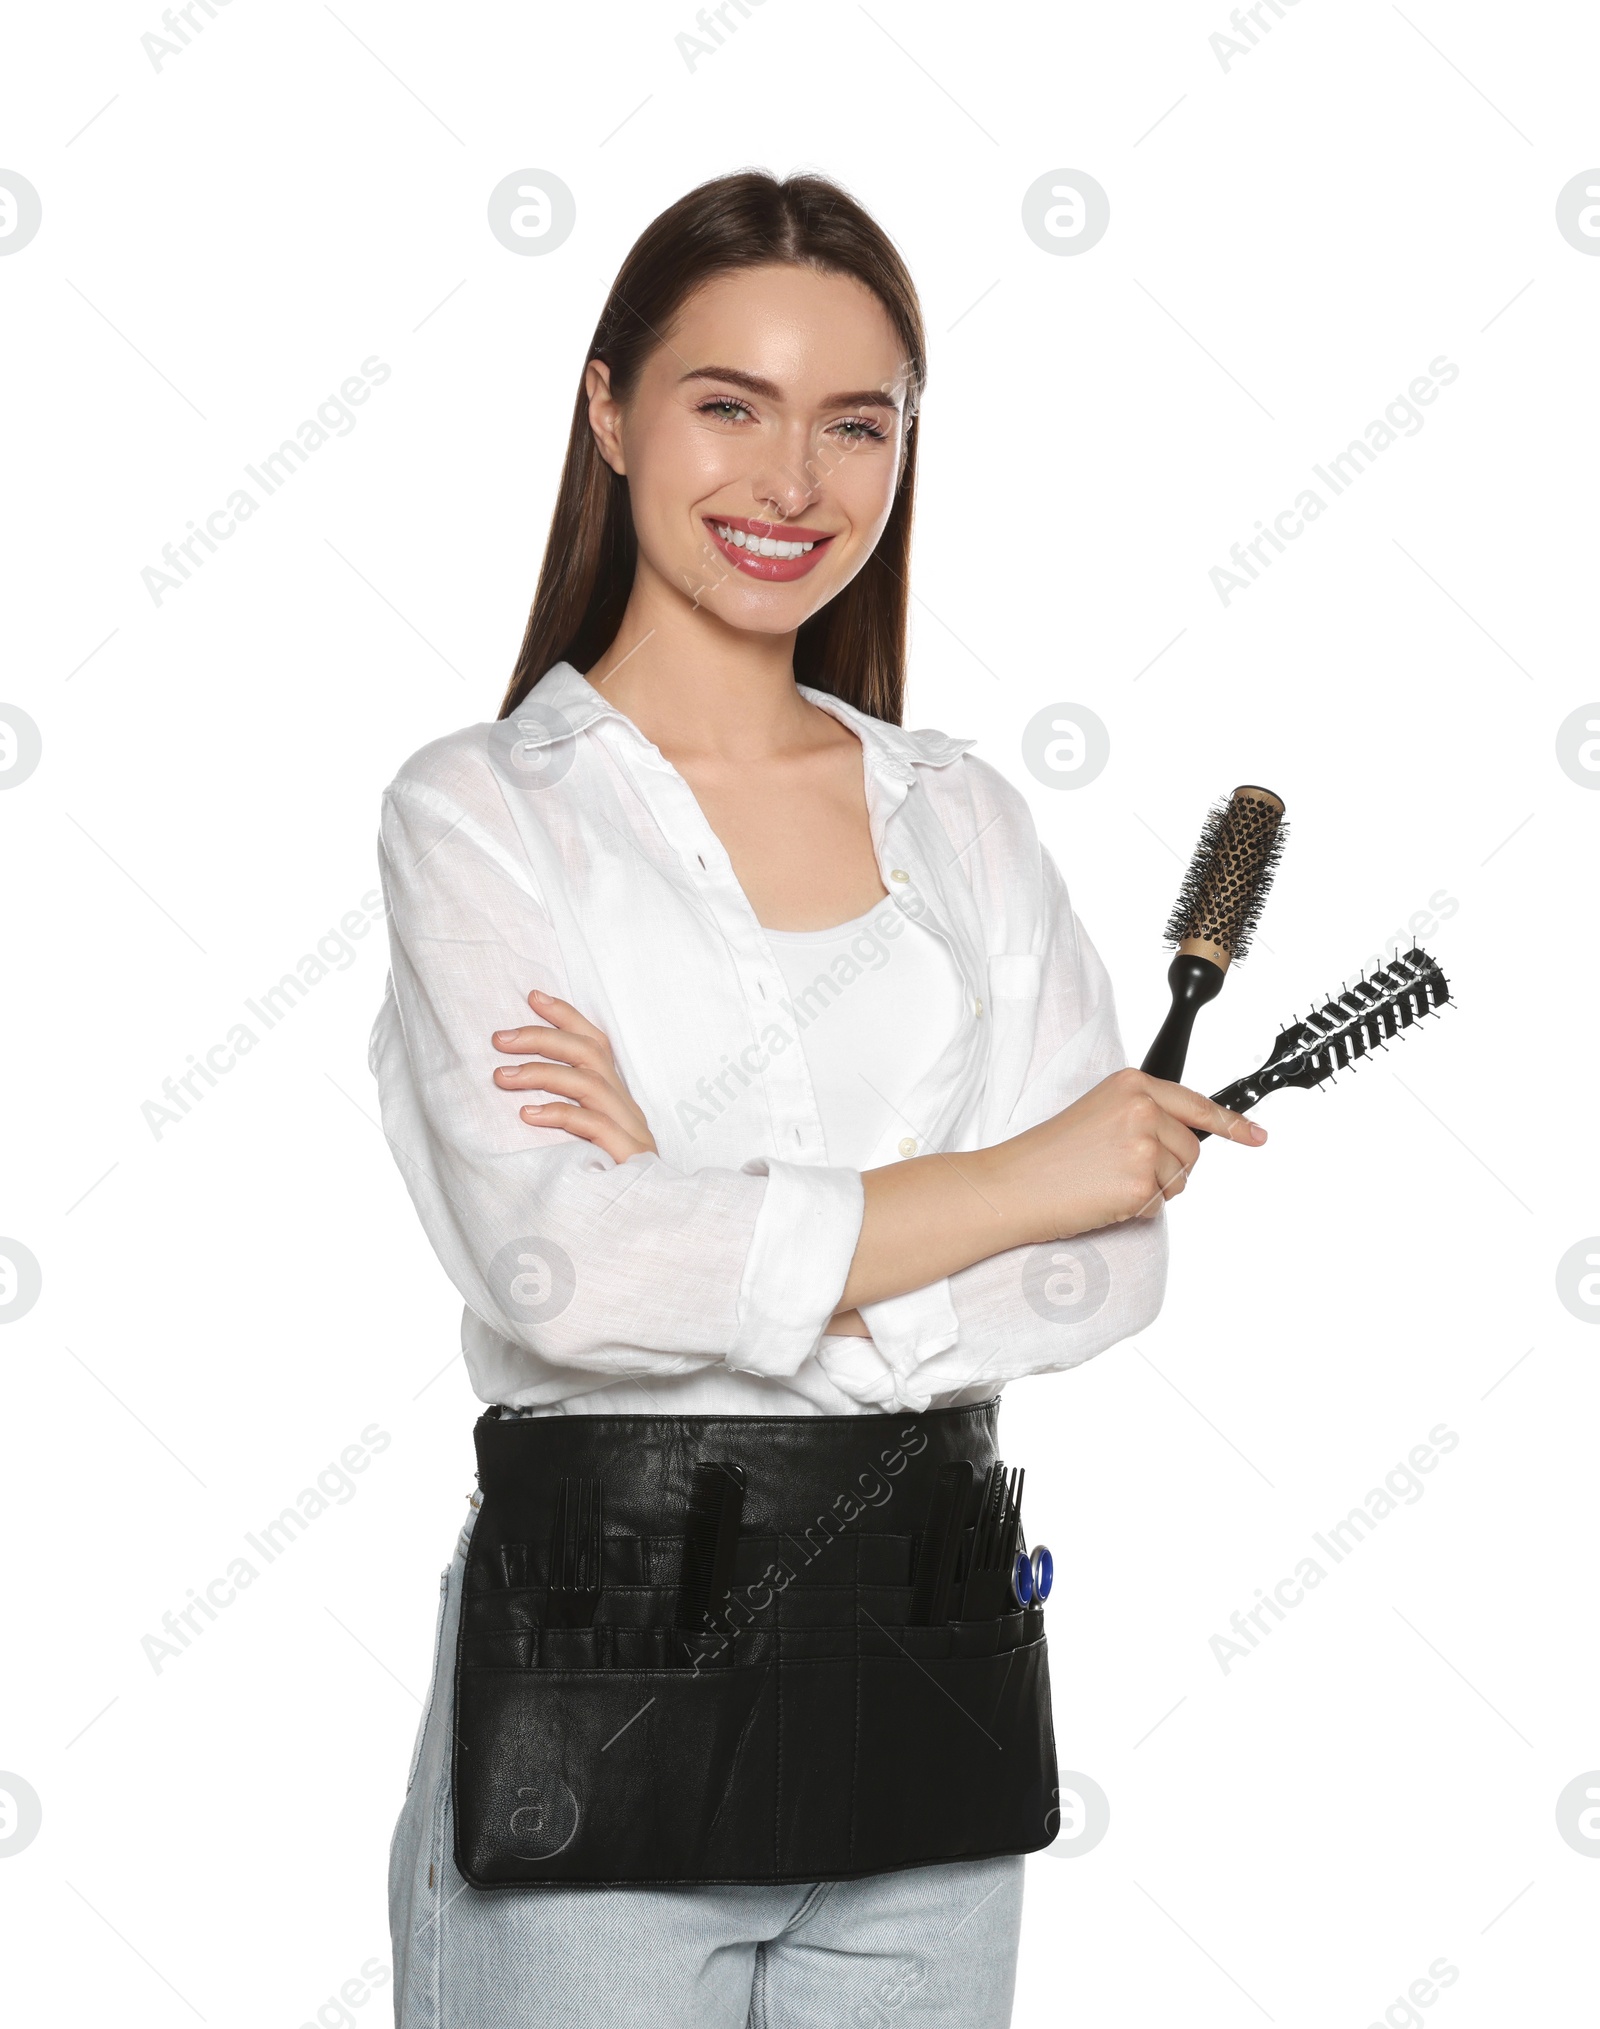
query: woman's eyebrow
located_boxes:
[680,365,901,410]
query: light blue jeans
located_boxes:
[388,1496,1025,2028]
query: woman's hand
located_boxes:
[835,1069,1266,1314]
[492,990,659,1163]
[989,1067,1266,1241]
[493,992,872,1337]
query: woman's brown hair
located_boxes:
[498,169,927,726]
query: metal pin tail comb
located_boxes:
[1142,785,1288,1084]
[1193,946,1451,1141]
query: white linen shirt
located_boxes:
[367,661,1168,1416]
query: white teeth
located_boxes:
[714,522,815,559]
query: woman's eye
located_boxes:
[696,398,886,441]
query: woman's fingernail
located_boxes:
[492,1030,510,1042]
[529,989,549,1002]
[1248,1122,1268,1143]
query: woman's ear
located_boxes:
[585,359,627,477]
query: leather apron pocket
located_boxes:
[450,1399,1059,1887]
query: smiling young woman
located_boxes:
[371,168,1265,2029]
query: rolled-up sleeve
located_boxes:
[369,774,864,1384]
[839,845,1168,1411]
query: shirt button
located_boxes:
[898,1136,918,1157]
[889,868,910,884]
[974,997,984,1017]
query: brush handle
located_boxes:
[1141,952,1226,1083]
[1191,1070,1270,1142]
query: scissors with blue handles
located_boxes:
[1010,1543,1053,1607]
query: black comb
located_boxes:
[909,1460,976,1625]
[1195,945,1451,1140]
[960,1463,1023,1619]
[676,1461,745,1663]
[544,1474,603,1629]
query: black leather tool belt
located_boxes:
[452,1398,1060,1888]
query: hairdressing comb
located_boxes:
[959,1463,1022,1620]
[909,1459,976,1625]
[676,1460,745,1664]
[544,1474,603,1629]
[1142,785,1288,1084]
[1193,946,1450,1141]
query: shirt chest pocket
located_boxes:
[986,953,1042,1005]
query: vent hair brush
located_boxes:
[1142,786,1288,1083]
[1194,946,1451,1141]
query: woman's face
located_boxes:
[587,262,912,636]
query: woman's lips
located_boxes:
[703,516,835,583]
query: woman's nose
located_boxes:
[747,433,825,518]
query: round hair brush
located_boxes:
[1141,785,1287,1084]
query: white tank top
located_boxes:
[763,895,966,1169]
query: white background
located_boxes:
[2,2,1597,2023]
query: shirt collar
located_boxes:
[511,661,975,787]
[797,683,974,785]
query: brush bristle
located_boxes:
[1286,948,1450,1087]
[1163,788,1288,962]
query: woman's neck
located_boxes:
[585,563,822,765]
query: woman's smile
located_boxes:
[702,511,837,581]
